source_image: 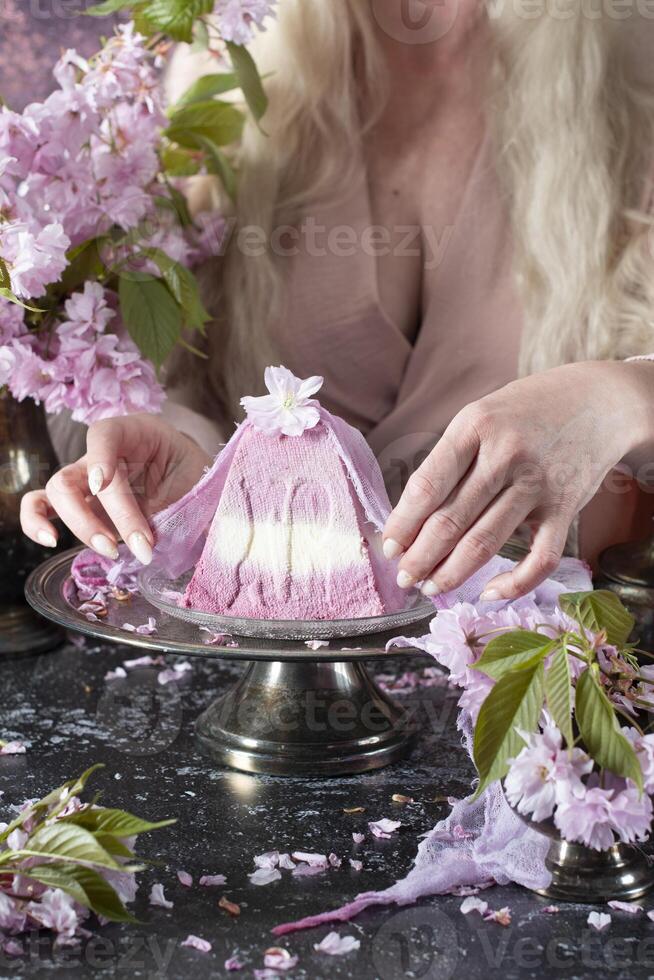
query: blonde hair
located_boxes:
[167,2,654,423]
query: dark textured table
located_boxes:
[3,637,654,980]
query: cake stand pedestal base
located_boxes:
[533,840,654,904]
[0,603,65,657]
[196,659,414,776]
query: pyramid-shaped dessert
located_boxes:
[148,367,406,621]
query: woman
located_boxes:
[20,0,654,602]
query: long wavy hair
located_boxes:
[166,1,654,425]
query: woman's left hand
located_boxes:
[383,360,654,601]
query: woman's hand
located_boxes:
[383,360,654,601]
[20,414,212,565]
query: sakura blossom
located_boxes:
[0,741,26,755]
[554,786,616,851]
[587,911,611,932]
[369,818,401,839]
[460,897,488,916]
[149,883,173,909]
[157,662,192,686]
[181,935,212,953]
[225,955,244,971]
[291,851,328,867]
[263,947,298,971]
[214,0,277,45]
[241,367,324,437]
[305,640,329,650]
[249,867,282,886]
[313,932,361,956]
[607,901,642,914]
[504,726,593,823]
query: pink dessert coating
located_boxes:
[182,424,406,621]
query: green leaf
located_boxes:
[63,806,175,838]
[0,765,105,844]
[160,144,201,178]
[559,590,635,647]
[175,72,240,108]
[119,275,182,368]
[18,822,123,871]
[473,630,553,681]
[166,100,245,149]
[59,238,105,295]
[85,0,136,15]
[472,661,544,798]
[0,257,11,290]
[226,42,268,125]
[0,288,44,313]
[195,134,237,202]
[154,188,193,228]
[544,644,573,748]
[139,0,214,43]
[19,863,136,923]
[140,248,210,332]
[575,666,643,790]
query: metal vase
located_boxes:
[0,395,64,655]
[514,806,654,903]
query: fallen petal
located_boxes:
[588,911,611,932]
[249,868,282,886]
[460,897,488,916]
[199,875,227,887]
[369,819,401,839]
[177,870,193,887]
[607,900,642,914]
[182,935,212,953]
[149,883,173,909]
[313,932,360,956]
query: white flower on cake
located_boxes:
[240,365,324,437]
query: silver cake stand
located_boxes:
[25,548,433,777]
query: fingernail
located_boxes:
[38,530,57,549]
[383,538,403,560]
[88,465,104,496]
[397,570,415,589]
[90,534,119,560]
[480,588,502,602]
[129,531,152,566]
[421,579,439,597]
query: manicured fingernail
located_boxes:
[480,588,502,602]
[421,579,439,597]
[383,538,403,560]
[397,570,415,589]
[129,531,152,566]
[38,530,57,549]
[91,534,119,560]
[88,465,104,496]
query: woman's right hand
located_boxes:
[20,414,212,565]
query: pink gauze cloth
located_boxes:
[271,555,593,937]
[106,405,398,584]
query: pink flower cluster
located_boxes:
[414,597,654,850]
[214,0,276,44]
[0,795,137,947]
[0,24,227,423]
[506,726,654,851]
